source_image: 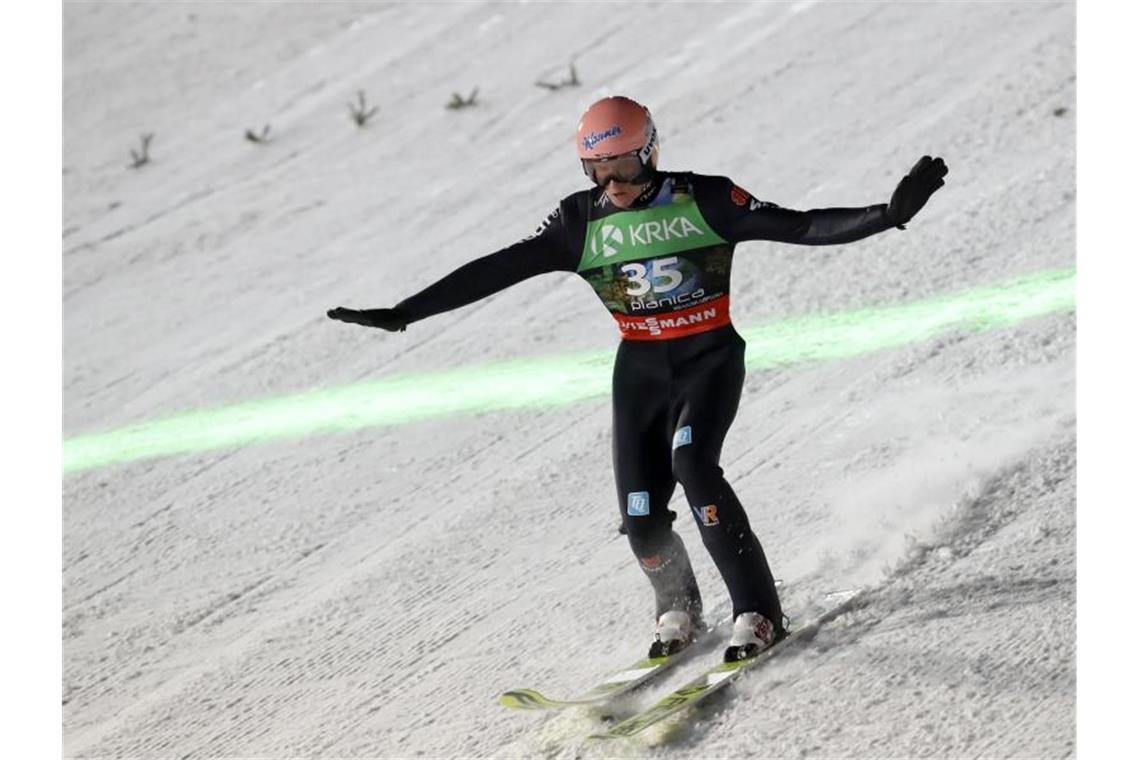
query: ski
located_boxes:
[499,646,696,710]
[589,590,868,740]
[498,619,732,711]
[499,581,789,711]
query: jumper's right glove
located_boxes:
[327,306,409,332]
[887,155,948,229]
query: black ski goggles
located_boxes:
[582,151,653,186]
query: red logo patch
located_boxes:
[639,555,663,570]
[754,616,774,644]
[730,186,750,206]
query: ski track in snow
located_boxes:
[64,2,1074,757]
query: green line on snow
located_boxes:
[64,268,1074,474]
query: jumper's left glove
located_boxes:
[887,155,948,229]
[327,306,409,332]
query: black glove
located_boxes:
[327,306,409,332]
[887,155,948,229]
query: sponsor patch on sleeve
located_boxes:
[730,183,779,212]
[528,207,561,239]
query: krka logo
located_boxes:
[590,215,707,261]
[591,224,624,258]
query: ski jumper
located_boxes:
[395,172,893,626]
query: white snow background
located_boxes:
[61,2,1079,758]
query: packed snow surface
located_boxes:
[63,2,1075,757]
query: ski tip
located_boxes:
[498,688,561,710]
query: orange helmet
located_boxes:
[576,96,659,183]
[577,96,657,159]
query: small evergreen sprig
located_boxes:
[349,91,379,127]
[128,133,154,169]
[244,124,272,144]
[446,87,479,110]
[535,63,580,92]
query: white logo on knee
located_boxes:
[627,491,650,516]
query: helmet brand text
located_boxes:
[582,125,624,151]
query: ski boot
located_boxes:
[649,609,703,658]
[723,612,783,662]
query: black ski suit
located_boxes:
[395,171,893,626]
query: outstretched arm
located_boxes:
[328,208,576,331]
[697,156,948,246]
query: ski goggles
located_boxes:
[582,150,653,186]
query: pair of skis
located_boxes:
[498,590,867,742]
[498,617,722,711]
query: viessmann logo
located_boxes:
[589,216,706,259]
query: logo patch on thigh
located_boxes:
[638,554,670,573]
[627,491,650,517]
[693,504,719,527]
[672,425,692,449]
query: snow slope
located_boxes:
[63,2,1075,757]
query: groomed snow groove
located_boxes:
[64,2,1074,757]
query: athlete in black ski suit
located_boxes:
[329,158,948,634]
